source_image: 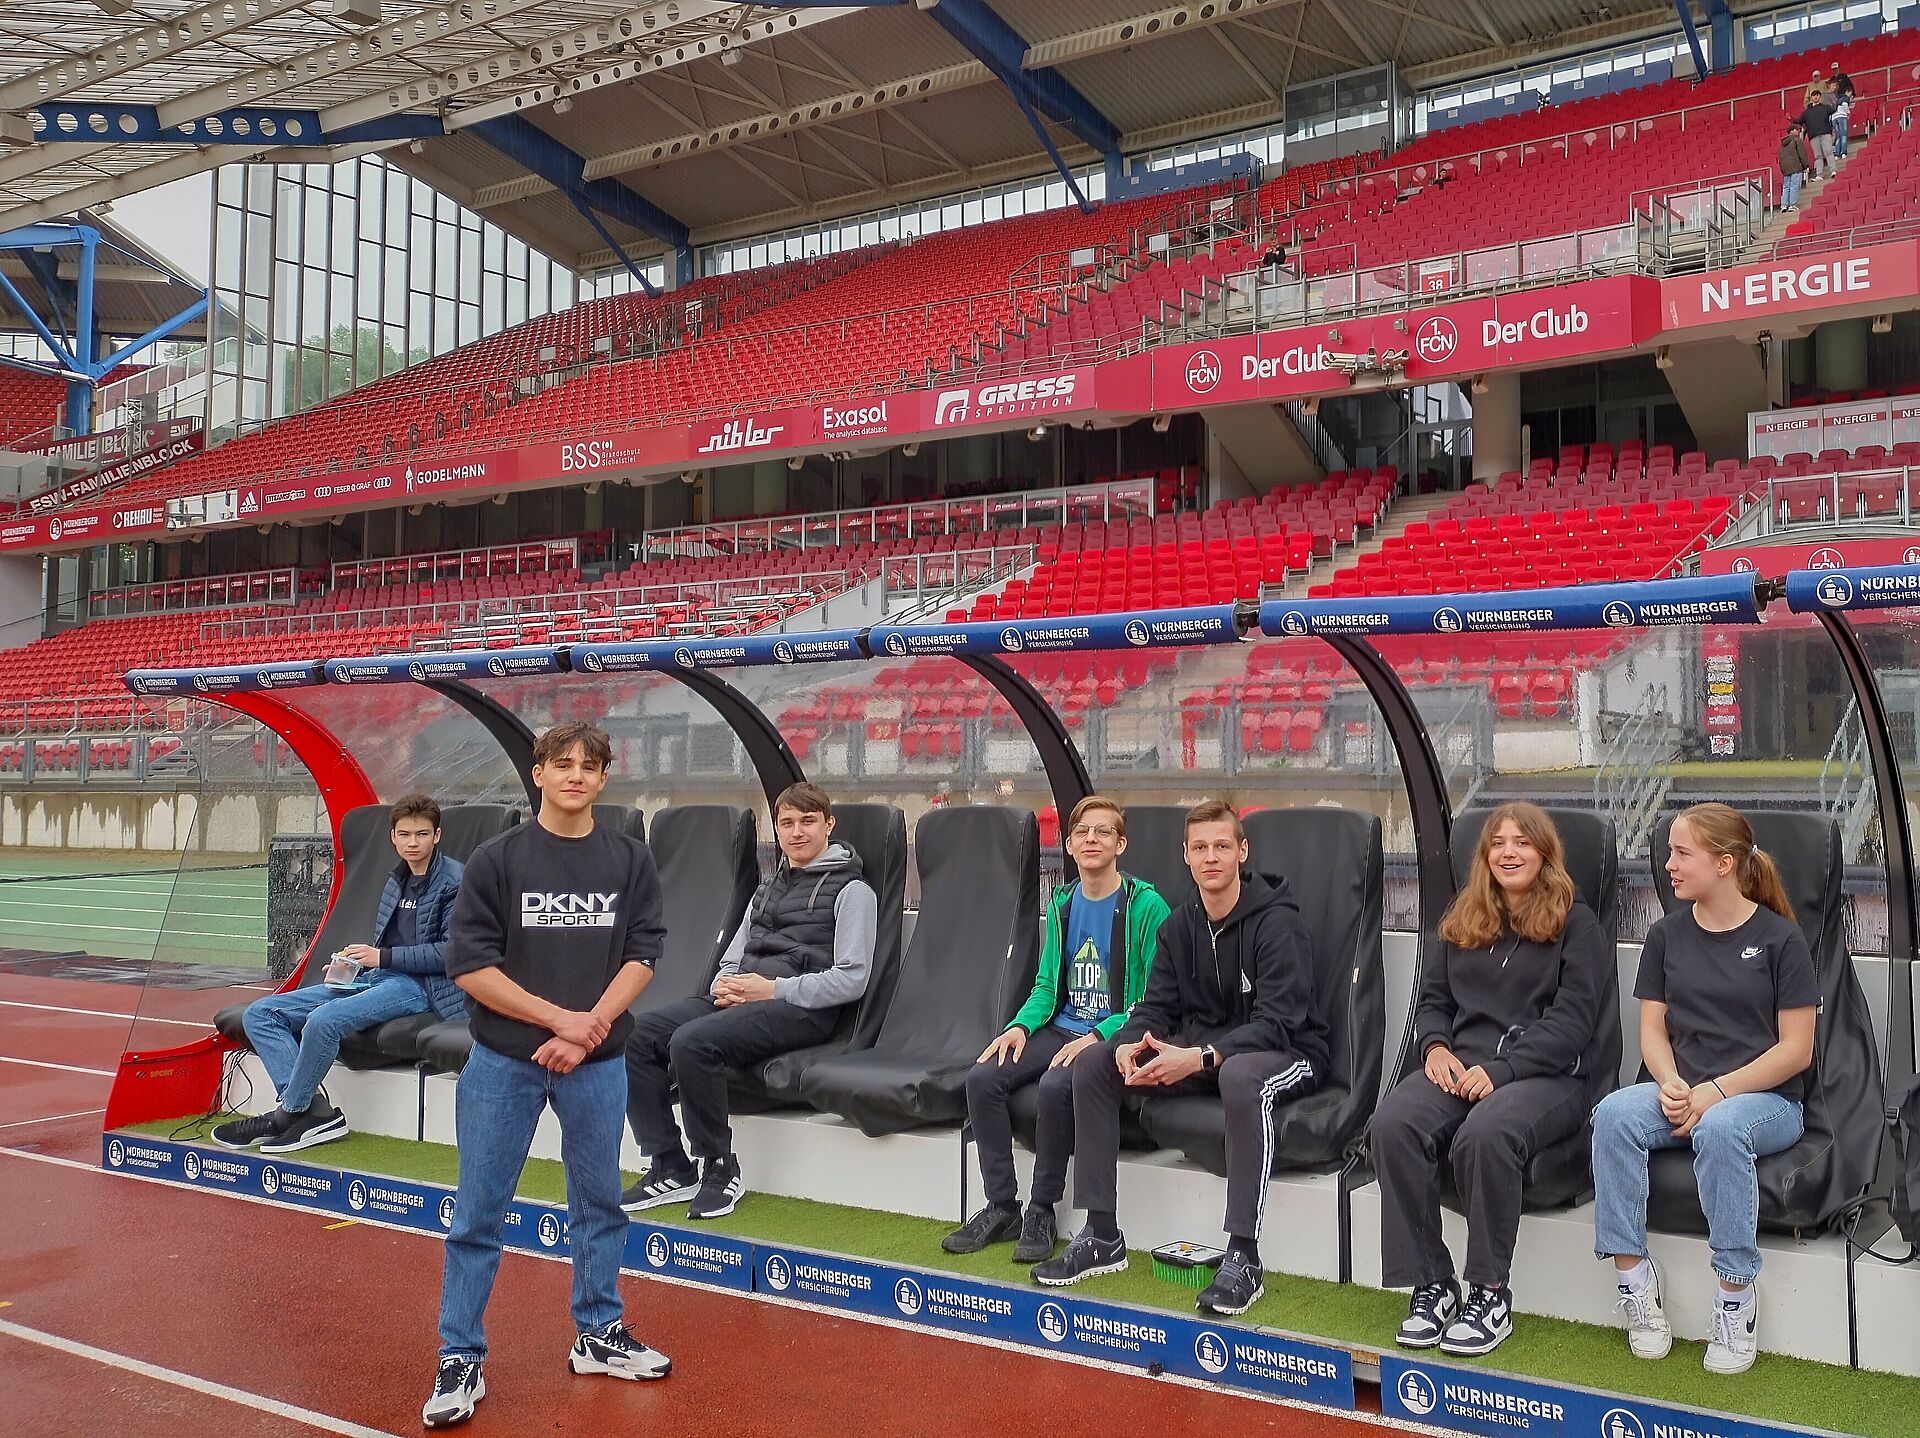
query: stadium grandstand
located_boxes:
[9,0,1920,1434]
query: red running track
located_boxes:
[0,970,1389,1438]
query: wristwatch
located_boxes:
[1201,1045,1219,1071]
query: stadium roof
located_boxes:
[0,0,1691,273]
[0,206,209,345]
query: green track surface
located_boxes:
[136,1118,1902,1436]
[0,859,267,963]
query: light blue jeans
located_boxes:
[242,972,429,1112]
[1833,113,1849,157]
[1591,1082,1803,1283]
[1781,170,1803,210]
[438,1041,628,1361]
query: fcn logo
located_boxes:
[1185,350,1221,393]
[1414,316,1459,364]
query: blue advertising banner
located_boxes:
[125,661,322,696]
[1259,574,1762,640]
[1382,1356,1817,1438]
[869,605,1242,659]
[627,1222,756,1292]
[570,630,863,675]
[322,647,563,684]
[1785,563,1920,614]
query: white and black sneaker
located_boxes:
[1396,1279,1461,1349]
[1703,1284,1759,1375]
[210,1109,289,1151]
[1032,1229,1128,1287]
[422,1355,485,1428]
[259,1104,348,1154]
[569,1320,673,1381]
[1440,1283,1513,1356]
[1617,1260,1673,1360]
[1196,1252,1264,1317]
[620,1154,698,1212]
[687,1153,744,1220]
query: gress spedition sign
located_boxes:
[1259,574,1761,639]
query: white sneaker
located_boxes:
[1704,1285,1759,1375]
[1616,1260,1672,1360]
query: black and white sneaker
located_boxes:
[1440,1283,1514,1356]
[568,1321,673,1381]
[942,1202,1020,1254]
[210,1108,289,1151]
[259,1104,348,1154]
[422,1355,485,1428]
[1397,1280,1461,1349]
[619,1154,698,1212]
[686,1153,745,1220]
[1031,1229,1128,1287]
[1011,1205,1058,1264]
[1197,1252,1264,1317]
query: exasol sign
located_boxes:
[933,375,1077,425]
[821,401,890,438]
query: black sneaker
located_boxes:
[942,1202,1020,1254]
[1197,1251,1264,1317]
[1396,1280,1461,1349]
[568,1320,672,1381]
[1031,1228,1128,1287]
[422,1355,485,1428]
[686,1153,744,1220]
[1440,1283,1514,1356]
[210,1109,289,1150]
[620,1154,698,1212]
[1011,1205,1058,1264]
[259,1105,348,1154]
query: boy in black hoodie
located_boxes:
[1033,800,1329,1316]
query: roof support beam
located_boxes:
[26,103,445,148]
[920,0,1119,157]
[1673,0,1709,77]
[1707,0,1734,73]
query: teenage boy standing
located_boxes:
[424,722,668,1429]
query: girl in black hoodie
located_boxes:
[1369,803,1608,1357]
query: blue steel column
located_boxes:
[67,229,97,435]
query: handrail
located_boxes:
[332,536,581,588]
[86,566,304,620]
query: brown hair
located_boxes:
[1671,802,1796,922]
[773,782,833,817]
[1068,795,1126,838]
[1438,802,1578,949]
[533,721,613,771]
[389,794,442,830]
[1184,798,1245,843]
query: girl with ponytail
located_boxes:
[1592,804,1818,1378]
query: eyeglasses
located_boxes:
[1069,824,1120,841]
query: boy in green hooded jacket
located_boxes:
[943,796,1171,1264]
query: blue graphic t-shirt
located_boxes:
[1053,887,1121,1035]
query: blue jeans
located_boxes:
[1781,170,1803,209]
[242,972,429,1112]
[1833,114,1848,157]
[438,1041,628,1361]
[1591,1082,1803,1283]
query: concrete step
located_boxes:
[1271,492,1455,599]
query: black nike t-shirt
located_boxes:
[1634,904,1819,1103]
[445,821,665,1064]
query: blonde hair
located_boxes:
[1438,802,1577,950]
[1670,803,1796,922]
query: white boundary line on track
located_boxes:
[0,1056,117,1076]
[0,1144,1449,1438]
[0,1108,105,1130]
[0,1318,408,1438]
[0,1000,210,1027]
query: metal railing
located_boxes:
[1756,466,1920,531]
[87,566,304,620]
[1595,682,1679,859]
[332,537,581,589]
[884,544,1035,624]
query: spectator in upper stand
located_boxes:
[1827,78,1852,161]
[1801,86,1836,180]
[1592,803,1817,1379]
[1779,122,1813,213]
[944,797,1171,1265]
[1368,804,1609,1359]
[621,782,877,1221]
[213,794,463,1156]
[1260,240,1290,274]
[1032,799,1329,1319]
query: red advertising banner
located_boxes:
[27,417,201,466]
[687,406,818,461]
[1699,536,1920,574]
[27,430,206,515]
[1658,240,1920,328]
[524,425,685,479]
[915,371,1093,432]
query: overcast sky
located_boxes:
[102,174,213,284]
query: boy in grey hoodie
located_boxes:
[622,783,877,1220]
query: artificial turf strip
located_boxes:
[133,1118,1896,1436]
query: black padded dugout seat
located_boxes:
[415,803,749,1073]
[798,806,1041,1136]
[1645,812,1882,1234]
[731,803,910,1107]
[1136,807,1385,1175]
[1115,804,1197,910]
[1388,808,1623,1211]
[213,803,515,1062]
